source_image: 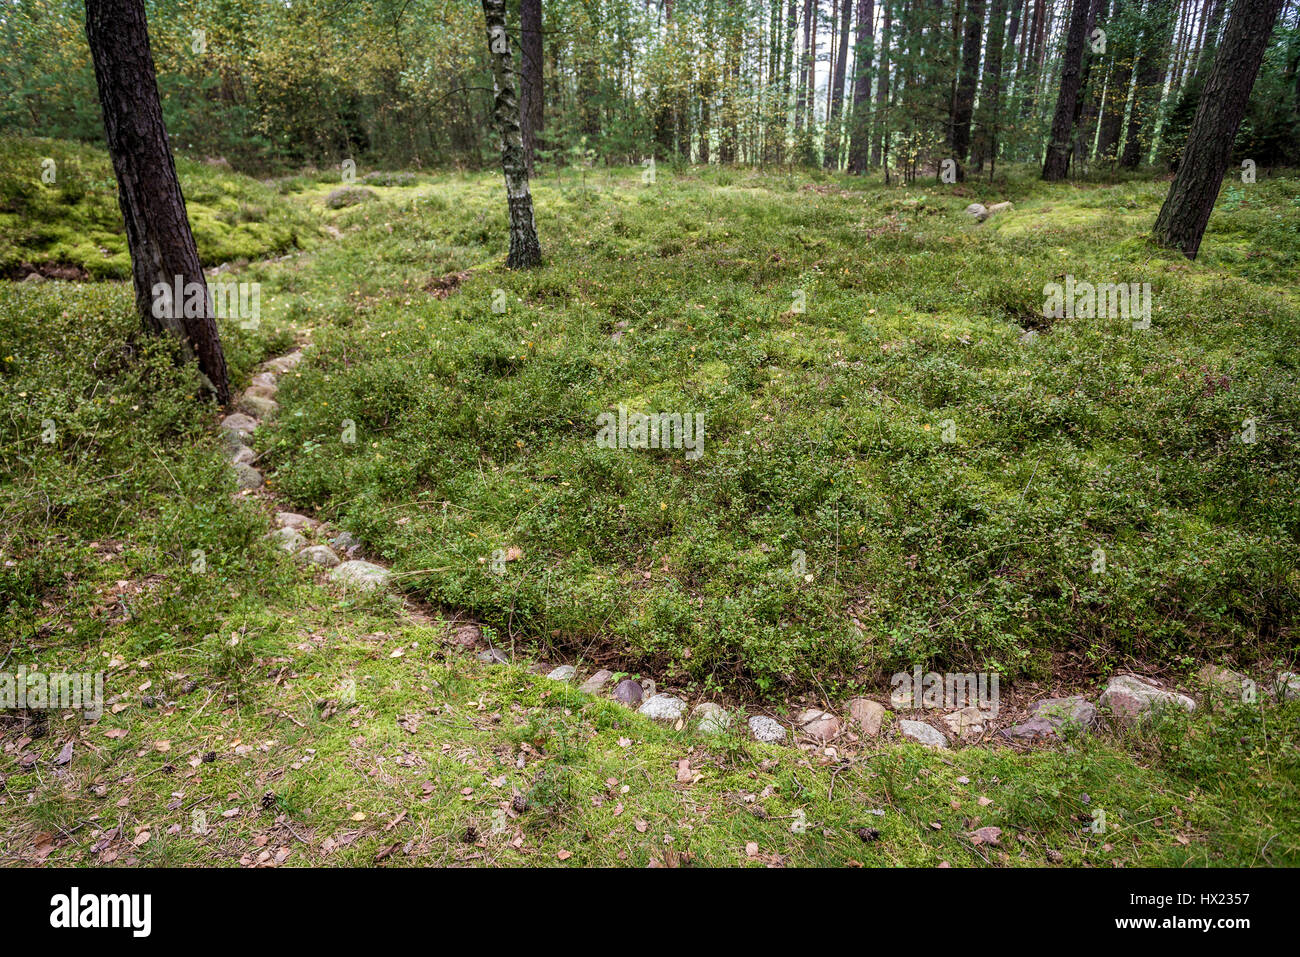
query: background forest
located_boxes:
[3,0,1299,177]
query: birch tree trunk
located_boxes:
[84,0,231,405]
[481,0,542,269]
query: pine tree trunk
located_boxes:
[519,0,543,174]
[824,0,854,167]
[84,0,230,405]
[871,0,891,166]
[1153,0,1287,257]
[1121,0,1174,168]
[1043,0,1097,179]
[481,0,542,268]
[950,0,986,172]
[972,0,1010,171]
[847,0,876,172]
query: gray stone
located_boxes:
[243,384,277,402]
[267,527,307,552]
[250,372,278,390]
[964,202,989,222]
[941,706,989,740]
[848,698,887,737]
[1099,675,1195,725]
[546,665,576,682]
[233,463,263,490]
[276,511,319,530]
[220,413,258,440]
[747,716,787,743]
[237,394,279,419]
[1197,664,1254,701]
[1277,672,1300,701]
[578,669,614,694]
[692,702,732,734]
[985,201,1013,217]
[329,560,391,591]
[260,350,306,374]
[638,694,687,722]
[296,544,340,568]
[230,444,255,466]
[477,648,509,665]
[1003,696,1098,742]
[898,719,949,749]
[325,187,377,209]
[1019,329,1039,345]
[796,708,842,742]
[613,679,644,707]
[331,531,360,550]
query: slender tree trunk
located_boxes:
[520,0,543,174]
[973,0,1010,171]
[950,0,986,171]
[84,0,230,404]
[872,0,891,165]
[1153,0,1287,257]
[1192,0,1227,82]
[481,0,541,268]
[825,0,854,166]
[1121,0,1174,167]
[848,0,876,172]
[1043,0,1096,178]
[797,0,814,129]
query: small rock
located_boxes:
[638,694,687,722]
[941,706,988,740]
[1277,672,1300,700]
[220,413,259,440]
[898,719,949,749]
[692,702,732,734]
[477,648,509,665]
[1099,675,1195,725]
[276,512,319,530]
[267,527,307,552]
[964,202,989,222]
[578,669,614,694]
[243,383,277,401]
[233,463,263,490]
[237,394,279,420]
[296,544,340,567]
[796,708,842,742]
[229,444,255,466]
[1019,328,1039,345]
[260,350,306,374]
[331,531,360,550]
[250,372,277,390]
[1003,696,1098,742]
[848,697,887,737]
[747,716,787,743]
[546,665,576,682]
[329,560,391,591]
[612,679,644,707]
[1196,664,1253,701]
[449,624,480,648]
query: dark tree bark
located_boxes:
[1069,0,1108,167]
[84,0,230,404]
[1094,0,1135,161]
[950,0,986,172]
[481,0,541,268]
[1153,0,1287,257]
[824,0,854,166]
[1043,0,1096,179]
[519,0,543,174]
[1121,0,1174,167]
[847,0,876,172]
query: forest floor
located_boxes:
[1,137,1298,866]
